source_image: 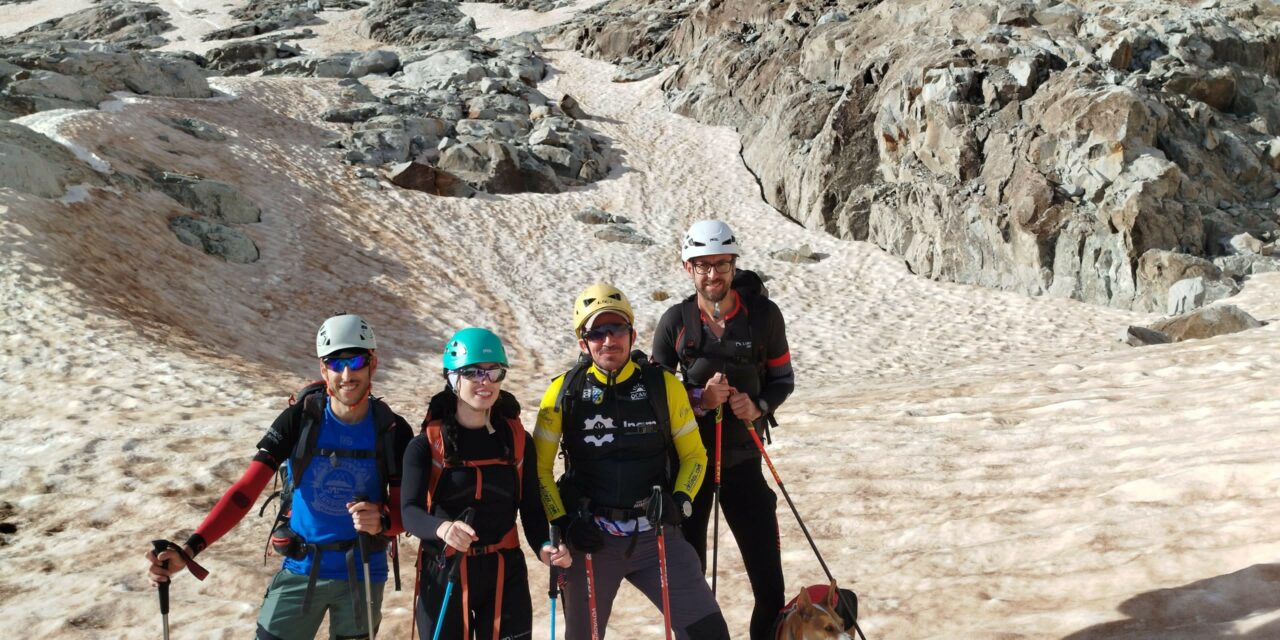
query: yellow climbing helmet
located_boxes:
[572,283,635,337]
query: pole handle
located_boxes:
[150,540,171,615]
[548,525,562,599]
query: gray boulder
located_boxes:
[159,117,227,142]
[153,172,261,223]
[0,121,109,198]
[1149,304,1264,342]
[387,160,475,197]
[574,207,629,224]
[170,215,260,263]
[399,50,483,89]
[612,66,661,83]
[206,40,302,75]
[261,52,356,78]
[1165,276,1236,315]
[595,224,653,245]
[1135,250,1235,314]
[1120,325,1173,347]
[1214,253,1280,279]
[349,50,400,77]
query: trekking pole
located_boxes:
[354,494,377,640]
[432,508,475,640]
[740,420,832,582]
[549,525,562,640]
[584,552,601,640]
[742,421,870,640]
[148,539,209,640]
[712,405,723,595]
[150,540,171,640]
[649,486,674,640]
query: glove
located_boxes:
[554,515,603,553]
[650,492,692,526]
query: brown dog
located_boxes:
[774,580,854,640]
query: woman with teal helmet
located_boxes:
[401,328,571,640]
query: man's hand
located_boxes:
[145,545,191,586]
[347,500,383,534]
[728,391,762,422]
[702,372,734,411]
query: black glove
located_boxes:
[554,515,603,553]
[650,492,692,526]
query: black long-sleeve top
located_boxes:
[400,416,549,557]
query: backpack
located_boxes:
[422,416,527,513]
[553,350,676,491]
[675,269,778,435]
[259,381,403,588]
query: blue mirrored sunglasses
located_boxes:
[323,354,370,372]
[455,366,508,383]
[582,323,631,342]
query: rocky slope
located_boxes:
[552,0,1280,311]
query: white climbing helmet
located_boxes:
[680,220,741,262]
[315,313,377,357]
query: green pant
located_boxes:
[256,570,384,640]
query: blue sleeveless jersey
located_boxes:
[283,403,387,582]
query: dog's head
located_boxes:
[776,580,852,640]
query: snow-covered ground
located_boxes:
[2,1,1279,638]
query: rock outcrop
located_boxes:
[7,1,175,50]
[0,42,212,118]
[551,0,1280,312]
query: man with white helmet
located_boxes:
[652,220,795,640]
[145,313,414,640]
[534,283,730,639]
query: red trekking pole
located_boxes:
[742,419,868,640]
[649,486,674,640]
[584,552,601,640]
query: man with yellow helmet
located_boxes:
[533,283,730,639]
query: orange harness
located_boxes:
[412,417,526,640]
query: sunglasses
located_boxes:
[691,260,735,275]
[323,353,370,372]
[455,366,508,383]
[582,323,632,342]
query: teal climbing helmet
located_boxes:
[442,327,509,370]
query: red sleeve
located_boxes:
[383,486,405,537]
[191,459,275,550]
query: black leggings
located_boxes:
[681,461,785,640]
[416,548,532,640]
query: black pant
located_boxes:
[416,548,532,640]
[681,460,785,640]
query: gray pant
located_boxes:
[563,525,723,640]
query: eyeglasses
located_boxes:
[691,260,735,275]
[455,366,508,383]
[582,323,632,342]
[323,353,370,372]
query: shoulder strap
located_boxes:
[554,355,592,427]
[639,363,671,448]
[678,295,701,372]
[288,390,327,487]
[739,291,771,371]
[371,398,397,503]
[424,419,447,511]
[507,418,526,501]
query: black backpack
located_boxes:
[258,381,403,588]
[553,350,676,488]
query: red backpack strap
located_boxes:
[506,417,526,501]
[424,419,447,511]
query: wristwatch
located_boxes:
[756,398,769,419]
